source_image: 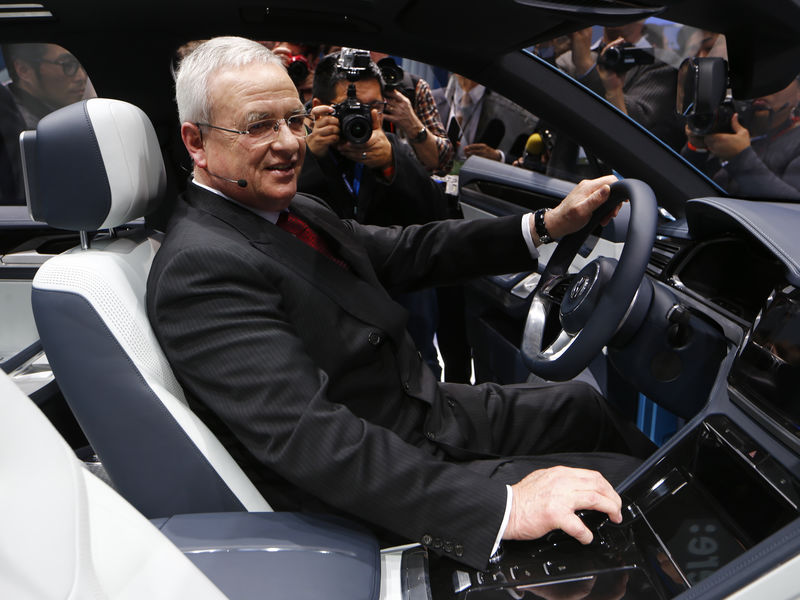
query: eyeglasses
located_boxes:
[196,113,314,145]
[35,56,82,77]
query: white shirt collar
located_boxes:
[191,179,281,224]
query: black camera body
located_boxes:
[332,83,373,144]
[677,57,755,135]
[597,43,654,73]
[376,57,414,102]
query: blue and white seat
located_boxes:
[21,98,271,518]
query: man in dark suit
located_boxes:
[148,36,649,571]
[433,73,539,167]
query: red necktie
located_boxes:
[276,211,348,270]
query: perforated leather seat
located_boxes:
[22,98,271,518]
[0,369,381,600]
[0,370,229,600]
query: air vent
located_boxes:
[647,237,682,278]
[0,3,53,20]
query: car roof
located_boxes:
[3,0,798,96]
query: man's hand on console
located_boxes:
[504,465,623,544]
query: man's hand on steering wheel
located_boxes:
[533,175,621,244]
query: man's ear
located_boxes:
[14,59,37,86]
[181,122,207,168]
[311,97,321,108]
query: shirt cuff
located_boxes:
[491,485,513,556]
[521,212,539,258]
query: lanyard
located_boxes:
[341,161,364,198]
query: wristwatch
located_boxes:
[534,208,554,244]
[411,126,428,144]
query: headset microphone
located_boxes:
[206,168,248,188]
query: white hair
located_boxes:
[175,36,285,124]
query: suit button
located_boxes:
[447,399,455,408]
[403,380,411,392]
[368,331,383,346]
[421,534,433,546]
[426,431,436,440]
[443,541,453,553]
[455,544,464,557]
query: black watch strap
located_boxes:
[534,208,554,243]
[411,126,428,143]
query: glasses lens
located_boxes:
[245,120,276,139]
[288,114,314,137]
[59,57,80,76]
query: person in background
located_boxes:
[370,51,454,175]
[682,74,800,200]
[560,22,684,151]
[300,49,448,377]
[433,73,538,168]
[1,43,90,129]
[271,41,322,105]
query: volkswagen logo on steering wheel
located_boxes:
[570,274,592,301]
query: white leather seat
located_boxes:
[22,98,271,517]
[0,370,229,600]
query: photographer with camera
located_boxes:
[681,73,800,200]
[562,22,684,151]
[301,48,447,225]
[300,48,448,376]
[370,51,454,175]
[270,41,322,104]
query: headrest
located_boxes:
[21,98,166,231]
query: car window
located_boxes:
[0,43,95,207]
[528,17,800,202]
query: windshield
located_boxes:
[530,17,800,202]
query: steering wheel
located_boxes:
[521,179,658,381]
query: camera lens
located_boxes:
[342,114,372,144]
[600,46,623,69]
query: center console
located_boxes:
[396,413,800,599]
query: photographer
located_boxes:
[299,48,448,375]
[564,22,684,151]
[682,75,800,200]
[370,51,454,175]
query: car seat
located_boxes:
[21,98,271,518]
[0,369,380,600]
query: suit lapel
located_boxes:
[185,186,408,337]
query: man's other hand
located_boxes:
[504,466,623,544]
[464,142,502,161]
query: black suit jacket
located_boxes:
[147,184,538,569]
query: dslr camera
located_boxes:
[597,42,654,73]
[376,56,414,102]
[677,57,755,135]
[332,83,373,144]
[331,48,376,144]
